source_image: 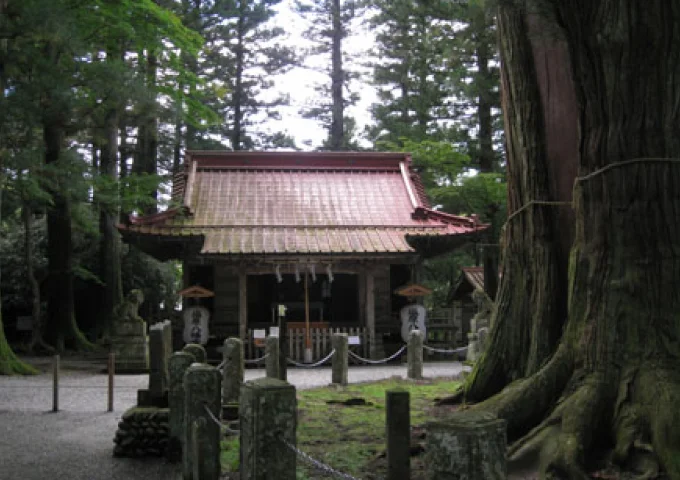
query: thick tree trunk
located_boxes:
[0,176,38,375]
[329,0,344,150]
[460,5,575,402]
[133,51,158,214]
[44,124,95,352]
[24,204,51,354]
[458,2,680,478]
[99,106,123,339]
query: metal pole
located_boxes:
[52,355,59,412]
[107,353,115,412]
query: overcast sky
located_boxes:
[257,0,379,150]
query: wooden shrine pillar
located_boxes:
[365,268,376,358]
[239,271,247,341]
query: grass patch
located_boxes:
[220,376,461,479]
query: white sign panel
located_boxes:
[348,336,361,345]
[183,306,210,345]
[269,327,280,337]
[400,304,427,342]
[253,329,266,339]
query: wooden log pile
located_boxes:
[113,407,170,458]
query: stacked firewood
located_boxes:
[113,407,170,457]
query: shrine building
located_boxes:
[119,151,484,360]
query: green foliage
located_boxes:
[294,0,362,150]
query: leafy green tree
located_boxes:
[1,0,200,350]
[295,0,360,150]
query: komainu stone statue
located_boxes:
[117,289,145,324]
[467,288,493,363]
[111,289,149,373]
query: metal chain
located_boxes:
[280,438,362,480]
[203,403,240,435]
[286,349,335,368]
[423,344,468,355]
[347,345,406,365]
[244,353,270,364]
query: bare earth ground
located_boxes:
[0,356,467,480]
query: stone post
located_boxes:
[386,389,410,480]
[183,343,207,364]
[278,315,288,381]
[265,336,280,379]
[162,320,173,367]
[466,332,480,363]
[240,378,296,480]
[426,411,506,480]
[183,364,221,480]
[407,330,424,380]
[222,337,244,406]
[167,352,195,462]
[331,333,348,386]
[148,322,170,405]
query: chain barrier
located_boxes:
[423,344,468,355]
[203,403,240,435]
[244,353,270,364]
[280,437,362,480]
[347,345,406,365]
[286,349,335,368]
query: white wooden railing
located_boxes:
[245,326,369,363]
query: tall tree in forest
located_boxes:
[444,2,503,298]
[295,0,359,150]
[223,0,297,150]
[2,0,200,350]
[367,0,455,145]
[447,1,680,477]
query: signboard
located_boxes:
[16,316,33,332]
[278,304,287,317]
[182,306,210,345]
[348,336,361,345]
[400,304,427,342]
[269,327,280,337]
[253,329,266,339]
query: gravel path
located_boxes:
[0,357,467,480]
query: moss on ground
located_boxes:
[220,377,461,478]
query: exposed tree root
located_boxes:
[471,345,574,438]
[475,362,680,480]
[0,335,38,376]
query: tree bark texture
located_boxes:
[231,0,246,151]
[0,176,38,375]
[329,0,345,150]
[462,2,680,478]
[44,124,94,351]
[99,105,123,338]
[133,51,158,214]
[462,4,576,402]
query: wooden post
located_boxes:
[366,269,376,359]
[239,270,248,341]
[108,353,115,412]
[386,390,410,480]
[52,355,59,412]
[304,271,312,363]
